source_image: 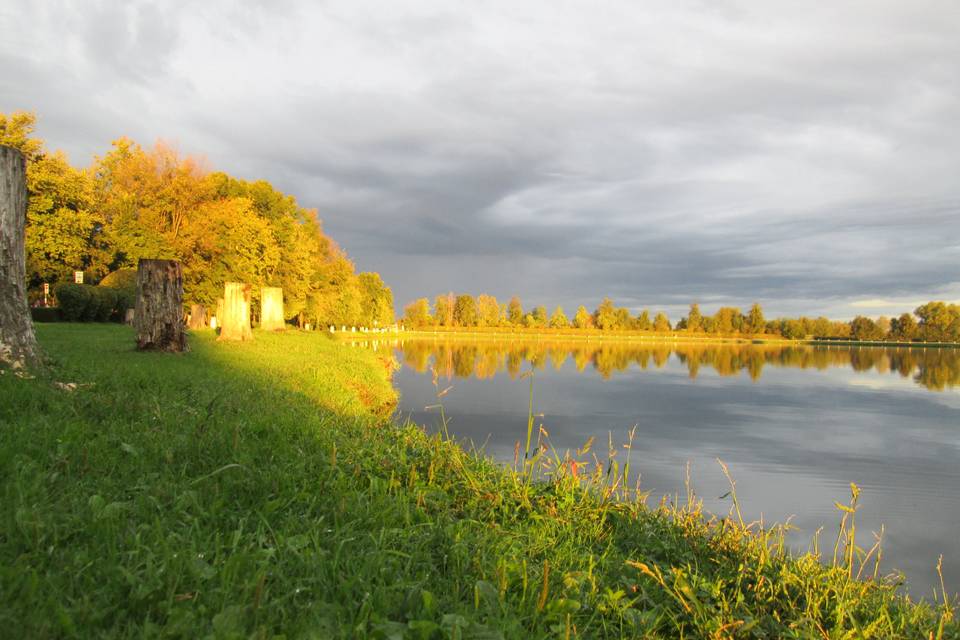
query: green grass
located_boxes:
[1,324,956,638]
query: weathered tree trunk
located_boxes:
[134,259,187,352]
[219,282,252,341]
[188,303,206,330]
[0,145,41,369]
[260,286,285,331]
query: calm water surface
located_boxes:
[362,337,960,597]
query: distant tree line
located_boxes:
[0,111,393,328]
[403,294,960,342]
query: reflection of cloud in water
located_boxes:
[381,338,960,597]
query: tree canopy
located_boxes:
[2,111,393,328]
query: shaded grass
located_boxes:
[0,324,956,638]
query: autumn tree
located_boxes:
[800,317,823,337]
[0,112,42,160]
[915,302,959,342]
[779,318,806,339]
[594,297,618,330]
[549,306,569,328]
[573,305,592,329]
[713,307,742,334]
[205,172,332,322]
[876,316,891,339]
[507,296,524,325]
[403,298,431,328]
[890,312,918,341]
[453,294,478,327]
[434,293,455,327]
[686,303,703,332]
[849,316,883,341]
[653,311,671,332]
[309,253,363,327]
[358,272,394,326]
[636,309,651,331]
[178,197,280,306]
[747,303,765,334]
[476,294,501,327]
[531,305,548,327]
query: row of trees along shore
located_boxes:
[404,294,960,342]
[0,111,393,328]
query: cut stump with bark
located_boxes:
[188,304,207,330]
[260,286,285,331]
[219,282,253,341]
[0,145,41,369]
[134,259,188,352]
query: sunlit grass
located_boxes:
[0,324,956,638]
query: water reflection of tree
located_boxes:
[914,350,960,391]
[592,346,633,379]
[506,349,524,379]
[387,339,960,391]
[475,347,503,380]
[528,346,548,371]
[402,341,432,373]
[452,344,478,378]
[548,347,567,371]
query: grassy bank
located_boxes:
[1,325,956,638]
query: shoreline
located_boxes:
[334,327,960,348]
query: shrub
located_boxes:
[114,288,136,320]
[55,283,93,322]
[80,287,100,321]
[99,268,138,289]
[92,288,118,322]
[30,307,61,322]
[99,269,137,321]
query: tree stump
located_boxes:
[219,282,252,341]
[188,304,207,330]
[260,286,285,331]
[134,259,188,352]
[0,145,41,369]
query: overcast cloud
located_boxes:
[2,0,958,318]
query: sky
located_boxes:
[1,0,958,320]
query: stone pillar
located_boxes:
[219,282,252,341]
[260,286,285,331]
[188,303,207,330]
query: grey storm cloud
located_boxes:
[2,0,959,319]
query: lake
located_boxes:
[354,336,960,598]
